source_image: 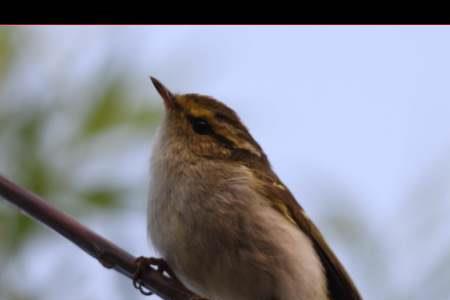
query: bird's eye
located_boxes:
[190,117,213,135]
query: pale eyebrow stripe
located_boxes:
[214,112,243,129]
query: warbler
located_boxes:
[146,77,362,300]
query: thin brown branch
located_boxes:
[0,174,204,300]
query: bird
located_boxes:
[144,76,362,300]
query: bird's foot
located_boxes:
[133,256,182,296]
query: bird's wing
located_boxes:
[257,176,362,300]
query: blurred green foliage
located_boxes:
[81,77,161,139]
[0,28,13,79]
[0,28,161,257]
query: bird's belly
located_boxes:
[150,196,328,300]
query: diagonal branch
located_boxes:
[0,174,204,300]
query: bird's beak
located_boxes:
[150,76,175,110]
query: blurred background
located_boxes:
[0,26,449,300]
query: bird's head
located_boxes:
[150,77,269,168]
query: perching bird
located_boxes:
[146,77,362,300]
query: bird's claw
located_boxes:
[133,256,182,296]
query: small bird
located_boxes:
[146,77,362,300]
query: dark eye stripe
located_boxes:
[188,116,213,135]
[211,132,234,149]
[186,114,236,149]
